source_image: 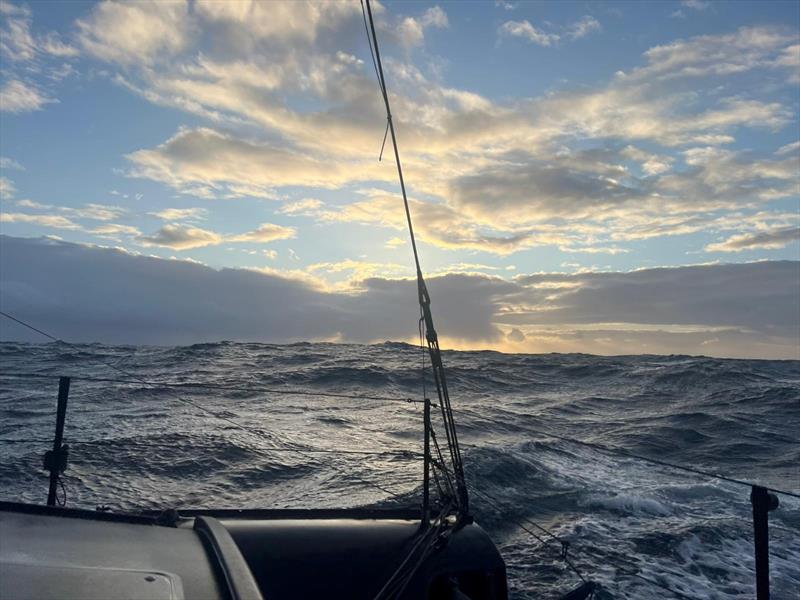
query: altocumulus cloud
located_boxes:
[1,236,797,359]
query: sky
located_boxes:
[0,0,798,359]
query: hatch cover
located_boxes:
[0,562,184,600]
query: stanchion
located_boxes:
[750,485,779,600]
[422,396,431,528]
[44,377,70,506]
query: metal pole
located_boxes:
[422,396,431,528]
[750,485,779,600]
[46,376,70,506]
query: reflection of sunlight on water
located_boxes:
[1,340,799,598]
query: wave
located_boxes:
[1,340,798,598]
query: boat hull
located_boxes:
[0,502,507,599]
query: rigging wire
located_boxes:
[361,0,469,514]
[358,0,420,275]
[0,371,430,406]
[356,5,472,594]
[467,485,588,585]
[357,0,390,162]
[471,484,563,547]
[457,412,800,500]
[419,314,427,405]
[0,311,59,342]
[359,0,382,90]
[429,427,456,499]
[0,437,421,458]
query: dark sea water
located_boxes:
[1,341,798,599]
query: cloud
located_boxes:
[507,328,525,343]
[10,201,126,221]
[139,222,295,250]
[0,1,29,16]
[448,153,645,225]
[775,141,800,155]
[705,226,800,252]
[320,188,562,254]
[631,26,797,82]
[193,0,358,47]
[396,6,449,48]
[559,245,629,255]
[398,17,425,48]
[0,212,81,229]
[306,259,412,288]
[90,224,142,239]
[500,15,600,45]
[0,5,35,61]
[38,31,79,58]
[494,1,516,11]
[0,235,505,345]
[67,203,126,221]
[149,207,208,221]
[567,16,601,40]
[667,146,799,204]
[507,261,800,358]
[682,0,711,10]
[139,224,223,250]
[622,145,674,175]
[421,6,449,29]
[1,235,796,358]
[126,127,383,197]
[0,1,77,61]
[76,0,188,65]
[228,223,296,243]
[0,175,15,198]
[671,0,711,19]
[499,20,559,46]
[277,198,324,216]
[53,1,800,258]
[15,199,46,208]
[0,156,24,170]
[0,79,55,113]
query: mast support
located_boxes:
[364,0,469,515]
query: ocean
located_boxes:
[1,341,798,599]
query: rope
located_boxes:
[0,372,430,406]
[56,476,67,507]
[430,426,456,499]
[372,502,454,600]
[468,485,588,585]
